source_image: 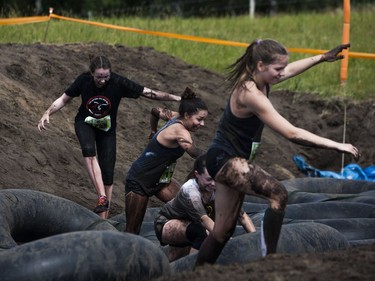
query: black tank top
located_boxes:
[126,118,185,188]
[210,87,268,160]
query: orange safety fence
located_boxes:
[1,12,374,60]
[50,13,249,48]
[0,16,49,25]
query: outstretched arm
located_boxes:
[38,93,72,131]
[142,87,181,101]
[279,43,350,82]
[248,91,360,161]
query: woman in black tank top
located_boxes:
[125,87,209,235]
[196,39,360,266]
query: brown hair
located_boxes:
[194,153,207,175]
[89,56,111,73]
[178,87,208,116]
[226,39,288,90]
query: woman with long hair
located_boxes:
[195,39,360,266]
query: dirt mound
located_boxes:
[1,42,374,281]
[1,42,374,212]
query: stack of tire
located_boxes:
[1,178,374,279]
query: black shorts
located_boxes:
[75,119,116,185]
[206,148,232,178]
[154,214,193,248]
[154,214,169,246]
[125,179,168,197]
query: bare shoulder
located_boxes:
[175,123,192,141]
[159,122,191,143]
[231,82,270,117]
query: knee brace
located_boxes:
[186,222,207,250]
[261,208,285,256]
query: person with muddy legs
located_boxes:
[149,107,179,139]
[125,87,208,234]
[195,39,360,266]
[37,55,180,219]
[154,153,256,262]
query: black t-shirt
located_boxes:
[65,72,144,131]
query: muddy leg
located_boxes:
[210,158,288,258]
[125,191,148,235]
[195,181,243,266]
[156,178,181,203]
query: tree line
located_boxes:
[1,0,374,17]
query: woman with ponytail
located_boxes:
[195,39,360,266]
[125,87,208,235]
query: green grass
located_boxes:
[1,5,374,99]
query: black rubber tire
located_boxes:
[0,189,117,250]
[284,218,375,241]
[171,222,348,273]
[0,230,170,281]
[281,178,375,194]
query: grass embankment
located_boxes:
[1,5,374,99]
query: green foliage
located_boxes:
[0,5,374,99]
[2,0,375,17]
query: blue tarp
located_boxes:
[292,155,375,182]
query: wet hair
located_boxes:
[89,56,111,73]
[226,39,288,90]
[178,87,208,117]
[193,153,207,175]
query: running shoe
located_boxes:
[93,195,109,213]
